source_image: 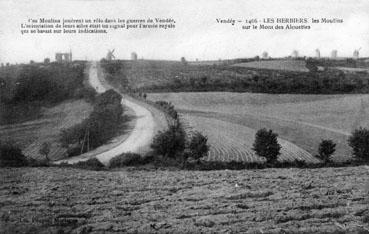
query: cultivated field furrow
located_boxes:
[149,92,369,162]
[187,117,253,162]
[181,114,317,163]
[2,167,368,233]
[23,141,67,160]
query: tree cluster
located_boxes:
[60,89,124,156]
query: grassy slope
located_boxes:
[0,167,368,233]
[0,99,93,160]
[149,92,369,161]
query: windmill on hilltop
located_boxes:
[331,50,338,59]
[106,49,115,61]
[315,49,320,58]
[291,50,299,58]
[353,47,361,59]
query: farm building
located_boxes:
[55,50,72,63]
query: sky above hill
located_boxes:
[0,0,368,63]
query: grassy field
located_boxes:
[149,92,369,162]
[0,99,92,160]
[1,167,368,233]
[233,59,309,72]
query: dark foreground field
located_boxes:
[1,167,369,234]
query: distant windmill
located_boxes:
[331,50,338,59]
[106,49,115,61]
[292,50,299,58]
[315,49,320,58]
[262,51,269,59]
[353,47,361,59]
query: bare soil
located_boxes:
[1,166,368,233]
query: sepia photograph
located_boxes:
[0,0,369,233]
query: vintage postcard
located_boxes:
[0,0,368,233]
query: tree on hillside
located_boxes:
[181,57,187,65]
[188,131,209,160]
[0,141,28,167]
[317,139,336,163]
[306,58,318,73]
[151,124,186,158]
[252,128,281,164]
[39,142,51,161]
[348,128,369,161]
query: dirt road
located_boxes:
[56,62,155,165]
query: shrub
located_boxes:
[73,86,96,102]
[64,144,85,157]
[188,132,209,160]
[155,101,178,119]
[95,89,122,108]
[74,158,105,170]
[27,158,49,167]
[252,128,281,164]
[291,159,307,167]
[0,141,28,167]
[109,153,143,168]
[317,139,336,163]
[348,128,369,161]
[151,124,186,158]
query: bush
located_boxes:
[291,159,307,167]
[65,145,85,157]
[27,158,50,167]
[0,141,28,167]
[317,139,336,163]
[188,132,209,160]
[109,153,143,168]
[73,86,96,102]
[151,124,186,158]
[155,101,178,119]
[252,128,281,164]
[95,89,122,108]
[348,128,369,161]
[74,158,105,170]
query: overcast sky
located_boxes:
[0,0,368,63]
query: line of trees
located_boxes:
[60,89,125,157]
[252,127,369,165]
[148,100,210,166]
[150,122,210,167]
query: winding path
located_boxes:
[56,62,155,165]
